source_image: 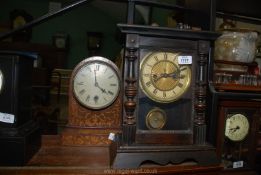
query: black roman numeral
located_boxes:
[77,82,84,85]
[86,95,90,101]
[79,89,86,95]
[108,91,114,96]
[164,53,167,60]
[178,83,183,88]
[163,91,166,98]
[180,67,187,72]
[146,81,152,87]
[95,64,100,71]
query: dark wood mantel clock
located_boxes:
[61,56,122,147]
[113,24,220,168]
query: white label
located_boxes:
[108,133,115,141]
[178,56,192,65]
[233,161,244,168]
[0,112,15,123]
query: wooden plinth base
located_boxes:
[113,144,219,169]
[0,121,41,166]
[0,135,226,174]
[29,135,113,167]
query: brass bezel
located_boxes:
[145,108,167,130]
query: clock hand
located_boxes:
[229,126,240,133]
[152,73,165,82]
[94,69,98,86]
[97,84,108,94]
[94,70,108,94]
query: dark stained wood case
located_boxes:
[113,24,220,168]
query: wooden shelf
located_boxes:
[0,135,223,175]
[214,83,261,92]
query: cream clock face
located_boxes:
[225,113,250,142]
[0,70,3,94]
[139,52,191,103]
[73,57,120,110]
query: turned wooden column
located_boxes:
[122,34,138,145]
[194,40,209,144]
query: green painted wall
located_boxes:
[1,0,122,69]
[0,0,177,69]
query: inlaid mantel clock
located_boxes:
[113,24,220,168]
[61,56,122,146]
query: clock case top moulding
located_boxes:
[113,24,220,169]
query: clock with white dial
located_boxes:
[72,56,120,110]
[225,113,250,142]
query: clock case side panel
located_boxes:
[135,36,199,145]
[216,100,260,169]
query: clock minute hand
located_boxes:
[164,70,180,79]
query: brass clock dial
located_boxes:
[139,52,191,103]
[225,113,250,142]
[146,108,166,130]
[73,56,120,110]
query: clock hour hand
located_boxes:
[98,85,107,94]
[95,81,108,94]
[152,73,167,83]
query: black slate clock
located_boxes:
[113,24,220,168]
[0,51,40,166]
